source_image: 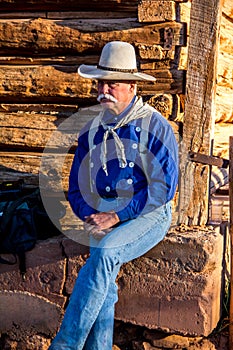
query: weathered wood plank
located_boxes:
[1,123,179,189]
[138,69,185,94]
[138,1,176,22]
[0,151,73,192]
[0,12,46,19]
[0,11,135,20]
[0,65,185,103]
[178,0,224,225]
[0,104,180,150]
[47,12,134,19]
[0,109,89,149]
[0,56,98,66]
[0,104,79,114]
[0,0,138,12]
[0,48,178,67]
[0,0,189,12]
[0,65,92,103]
[0,18,185,55]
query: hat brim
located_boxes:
[78,64,156,82]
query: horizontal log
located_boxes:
[0,18,186,55]
[0,119,179,188]
[0,46,180,67]
[0,11,135,20]
[138,69,185,94]
[0,65,185,103]
[47,12,134,19]
[0,0,137,12]
[0,108,93,149]
[0,56,98,66]
[138,1,176,23]
[0,151,73,192]
[0,100,180,150]
[0,12,46,19]
[0,0,188,12]
[0,103,79,114]
[0,65,93,103]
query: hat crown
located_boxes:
[98,41,137,71]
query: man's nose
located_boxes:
[98,81,109,93]
[101,82,109,94]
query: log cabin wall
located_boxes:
[0,0,190,225]
[1,1,231,226]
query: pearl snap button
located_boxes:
[129,162,134,168]
[132,143,137,149]
[136,127,141,132]
[127,178,133,185]
[90,162,94,168]
[105,186,111,192]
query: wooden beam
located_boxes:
[0,65,184,103]
[0,0,189,12]
[0,12,135,20]
[0,151,74,192]
[177,0,224,225]
[189,152,229,168]
[0,108,179,150]
[0,18,185,55]
[0,0,138,12]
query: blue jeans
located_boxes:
[49,202,171,350]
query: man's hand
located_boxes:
[84,211,120,239]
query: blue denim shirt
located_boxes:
[68,101,179,222]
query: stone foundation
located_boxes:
[0,224,228,346]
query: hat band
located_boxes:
[97,64,138,73]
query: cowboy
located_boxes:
[49,41,179,350]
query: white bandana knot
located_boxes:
[99,97,153,176]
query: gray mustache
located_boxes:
[97,94,118,103]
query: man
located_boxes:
[49,41,178,350]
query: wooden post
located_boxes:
[229,136,233,347]
[178,0,224,225]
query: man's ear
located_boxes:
[129,82,137,93]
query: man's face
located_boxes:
[97,80,136,114]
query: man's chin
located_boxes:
[100,100,117,111]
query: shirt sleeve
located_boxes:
[68,134,98,222]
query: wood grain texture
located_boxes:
[0,18,185,55]
[0,65,185,103]
[138,1,176,22]
[178,0,223,225]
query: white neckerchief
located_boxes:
[99,97,153,175]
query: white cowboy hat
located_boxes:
[78,41,156,82]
